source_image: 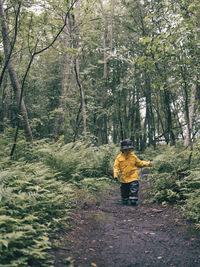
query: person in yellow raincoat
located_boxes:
[113,139,152,205]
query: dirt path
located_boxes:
[51,182,200,267]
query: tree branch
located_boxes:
[10,0,78,158]
[0,2,21,88]
[35,0,77,56]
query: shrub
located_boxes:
[37,140,117,180]
[148,140,200,224]
[0,136,116,266]
[0,160,74,266]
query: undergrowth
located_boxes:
[0,133,115,266]
[146,141,200,227]
[0,131,199,266]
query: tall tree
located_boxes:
[54,24,71,141]
[0,0,33,141]
[69,0,87,138]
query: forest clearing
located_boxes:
[0,0,199,266]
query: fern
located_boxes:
[0,158,74,266]
[148,141,200,224]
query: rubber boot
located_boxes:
[130,199,137,206]
[122,199,128,205]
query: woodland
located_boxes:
[0,0,199,266]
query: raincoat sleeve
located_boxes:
[113,156,120,179]
[134,155,151,167]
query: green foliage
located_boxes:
[177,170,200,223]
[183,189,200,224]
[0,133,199,266]
[149,172,180,203]
[0,136,115,266]
[74,177,112,193]
[37,140,117,181]
[0,161,74,266]
[148,141,200,224]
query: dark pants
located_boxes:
[120,181,139,201]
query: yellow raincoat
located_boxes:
[113,152,151,183]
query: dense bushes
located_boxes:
[37,138,118,180]
[0,135,115,266]
[0,134,199,266]
[0,160,74,266]
[147,141,200,226]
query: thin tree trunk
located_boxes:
[184,84,196,147]
[73,1,87,136]
[54,25,70,141]
[154,106,167,143]
[163,87,175,146]
[142,116,147,151]
[180,63,193,150]
[144,70,155,147]
[171,98,184,140]
[0,0,33,141]
[130,88,136,146]
[135,87,142,150]
[118,93,124,140]
[100,1,109,144]
[74,55,87,136]
[154,60,175,145]
[0,2,21,88]
[0,70,8,132]
[110,0,114,53]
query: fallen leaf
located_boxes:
[145,250,152,253]
[91,263,97,267]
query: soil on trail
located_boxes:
[51,181,200,267]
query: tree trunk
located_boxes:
[118,93,124,140]
[100,1,109,144]
[0,0,33,141]
[73,1,87,137]
[54,25,70,141]
[144,70,155,147]
[130,88,136,147]
[163,87,175,146]
[0,70,8,132]
[110,0,114,53]
[135,87,142,151]
[74,55,87,136]
[184,84,196,147]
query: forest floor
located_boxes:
[51,180,200,267]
